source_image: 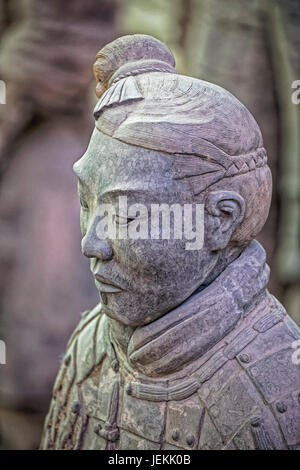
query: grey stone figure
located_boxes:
[41,34,300,450]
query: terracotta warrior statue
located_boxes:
[41,34,300,450]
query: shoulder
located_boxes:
[63,302,113,384]
[66,302,102,350]
[196,293,300,449]
[40,304,111,449]
[50,302,111,404]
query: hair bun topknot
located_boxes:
[93,34,177,97]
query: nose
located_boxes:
[81,223,113,261]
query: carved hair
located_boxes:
[93,34,272,245]
[94,34,176,89]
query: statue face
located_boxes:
[73,129,218,327]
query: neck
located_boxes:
[109,317,134,357]
[203,245,243,287]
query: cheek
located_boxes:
[112,238,204,287]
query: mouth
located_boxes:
[94,275,123,293]
[93,275,122,307]
[93,274,123,308]
[91,260,123,305]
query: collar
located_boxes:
[126,240,270,378]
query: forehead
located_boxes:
[73,129,178,195]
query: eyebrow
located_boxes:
[99,187,150,200]
[73,164,156,199]
[76,179,151,201]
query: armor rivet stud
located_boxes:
[172,429,180,441]
[251,416,261,427]
[239,353,250,363]
[250,367,259,377]
[210,405,219,418]
[111,359,119,372]
[71,401,80,414]
[186,434,195,446]
[276,402,287,413]
[94,423,102,435]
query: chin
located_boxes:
[101,303,144,327]
[101,292,187,327]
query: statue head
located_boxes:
[73,34,272,328]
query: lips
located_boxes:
[94,274,123,293]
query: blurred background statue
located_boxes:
[0,0,299,449]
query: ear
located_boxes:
[205,190,245,251]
